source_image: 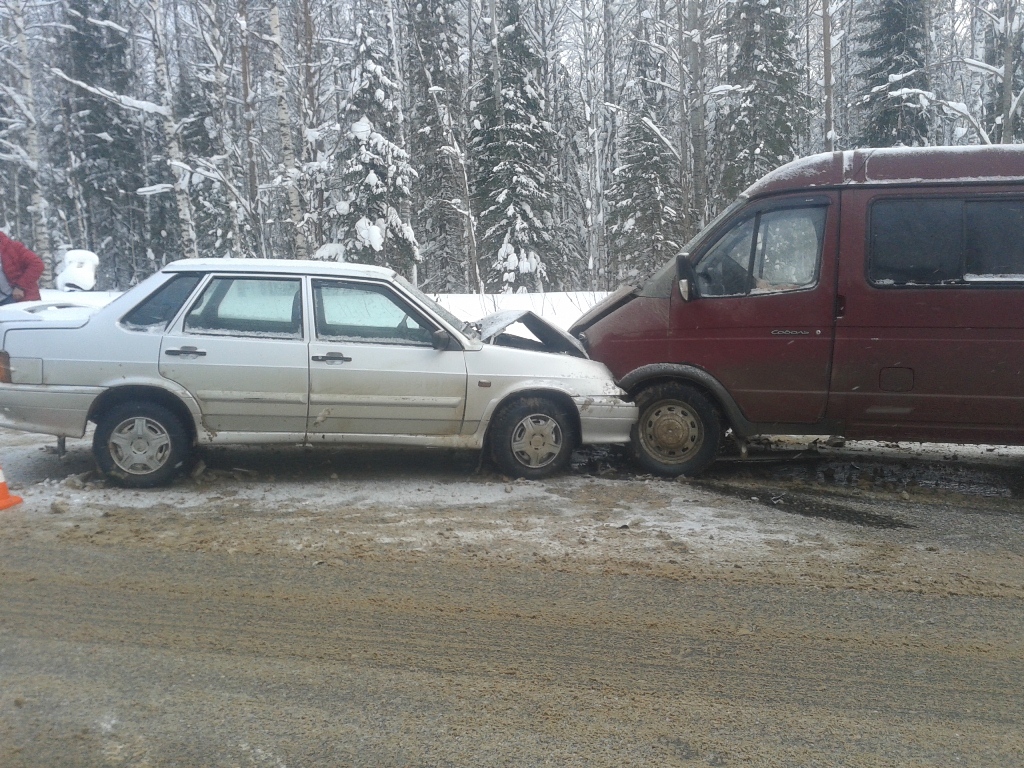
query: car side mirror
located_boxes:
[677,253,696,302]
[431,329,452,350]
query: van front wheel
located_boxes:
[632,383,722,477]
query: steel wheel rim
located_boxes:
[639,400,703,464]
[510,413,563,469]
[108,416,173,475]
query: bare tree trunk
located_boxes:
[237,0,265,258]
[269,2,309,258]
[1000,0,1017,142]
[11,0,52,284]
[675,0,691,234]
[150,0,199,260]
[823,0,834,152]
[580,0,604,290]
[687,0,708,225]
[489,0,504,129]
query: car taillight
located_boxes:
[0,351,10,383]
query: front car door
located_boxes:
[158,274,309,439]
[307,278,468,439]
[672,194,839,425]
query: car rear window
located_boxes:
[121,273,202,331]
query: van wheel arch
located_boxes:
[619,364,754,438]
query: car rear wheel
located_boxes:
[490,397,576,479]
[632,382,722,477]
[93,401,190,488]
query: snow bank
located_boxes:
[431,291,608,330]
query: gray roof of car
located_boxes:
[162,258,397,280]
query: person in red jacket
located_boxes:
[0,231,45,305]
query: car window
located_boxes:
[121,274,202,331]
[183,277,303,338]
[313,280,434,346]
[695,206,825,297]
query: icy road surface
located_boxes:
[1,428,1023,766]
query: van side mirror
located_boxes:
[431,329,452,350]
[677,254,696,302]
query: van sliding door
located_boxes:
[827,190,1024,442]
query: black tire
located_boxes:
[632,382,722,477]
[93,401,190,488]
[490,396,576,479]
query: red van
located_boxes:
[570,146,1024,475]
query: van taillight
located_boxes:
[0,351,10,383]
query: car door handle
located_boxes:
[312,352,352,363]
[164,346,207,357]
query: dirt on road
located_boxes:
[1,430,1023,766]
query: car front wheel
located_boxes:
[632,382,722,477]
[93,401,190,488]
[490,396,576,479]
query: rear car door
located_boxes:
[158,274,309,437]
[672,194,839,424]
[307,278,468,438]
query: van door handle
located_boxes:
[312,352,352,363]
[164,346,206,357]
[835,294,846,318]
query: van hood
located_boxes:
[477,309,588,358]
[567,285,639,337]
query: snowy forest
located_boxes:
[1,0,1023,293]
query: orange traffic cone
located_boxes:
[0,466,23,510]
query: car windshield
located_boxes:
[394,274,475,337]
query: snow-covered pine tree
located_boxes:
[406,0,471,291]
[470,0,557,293]
[719,0,801,201]
[606,6,685,284]
[331,7,418,273]
[56,0,154,287]
[857,0,932,147]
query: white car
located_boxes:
[0,259,636,486]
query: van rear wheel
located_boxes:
[632,383,722,477]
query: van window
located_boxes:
[965,201,1024,280]
[868,200,962,285]
[695,206,826,297]
[869,198,1024,284]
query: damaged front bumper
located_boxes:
[573,395,637,444]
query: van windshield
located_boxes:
[639,198,746,298]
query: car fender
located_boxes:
[87,376,205,436]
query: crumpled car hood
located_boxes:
[477,309,588,358]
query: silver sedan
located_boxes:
[0,259,636,487]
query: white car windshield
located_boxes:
[394,275,475,337]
